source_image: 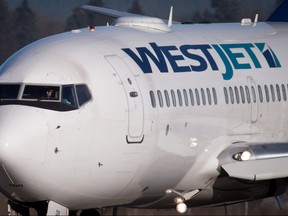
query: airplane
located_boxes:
[0,1,288,215]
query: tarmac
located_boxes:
[1,192,288,215]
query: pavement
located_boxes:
[1,192,288,215]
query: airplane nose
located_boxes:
[0,105,47,186]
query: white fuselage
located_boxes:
[0,21,287,210]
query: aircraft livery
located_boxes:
[122,42,281,80]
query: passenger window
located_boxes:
[224,87,229,104]
[150,91,156,108]
[189,89,195,106]
[164,90,170,107]
[212,88,217,105]
[245,86,251,104]
[240,86,245,104]
[229,87,234,104]
[171,90,176,107]
[276,84,281,102]
[201,88,206,105]
[183,89,189,106]
[62,85,77,107]
[206,88,212,105]
[0,84,20,99]
[177,89,183,107]
[264,85,270,102]
[258,85,263,103]
[270,85,275,102]
[195,89,200,106]
[76,84,92,106]
[157,90,163,107]
[251,86,256,103]
[282,84,287,101]
[234,87,240,104]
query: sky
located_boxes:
[0,0,281,64]
[6,0,279,22]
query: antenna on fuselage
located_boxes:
[168,6,173,27]
[254,14,259,23]
[253,14,259,27]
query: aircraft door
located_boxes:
[105,55,144,143]
[247,76,258,123]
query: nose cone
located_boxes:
[0,105,47,186]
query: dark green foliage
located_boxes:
[14,0,38,49]
[0,0,16,64]
[211,0,241,22]
[128,0,144,15]
[65,0,111,31]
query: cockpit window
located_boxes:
[0,84,20,99]
[76,84,92,106]
[62,85,77,107]
[0,83,92,111]
[22,85,60,100]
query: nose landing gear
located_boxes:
[174,198,187,214]
[166,188,201,214]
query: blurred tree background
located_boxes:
[0,0,17,64]
[0,0,282,65]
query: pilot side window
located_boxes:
[76,84,92,106]
[62,85,77,107]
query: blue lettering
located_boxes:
[122,42,281,81]
[199,44,219,71]
[212,45,234,80]
[180,45,208,72]
[160,45,191,72]
[255,43,281,68]
[122,42,168,73]
[221,44,251,69]
[242,44,261,68]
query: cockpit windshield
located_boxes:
[0,84,20,99]
[62,85,77,107]
[22,85,60,101]
[0,83,92,111]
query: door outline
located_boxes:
[247,76,259,123]
[105,55,144,144]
